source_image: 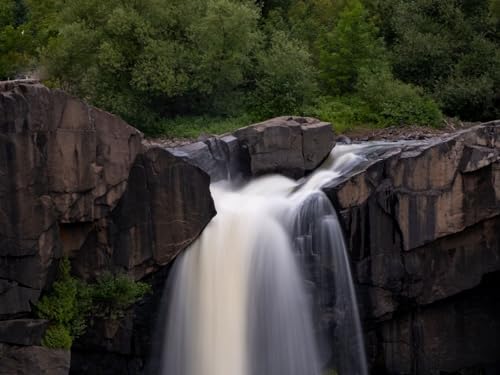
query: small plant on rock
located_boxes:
[36,258,150,349]
[90,272,151,321]
[35,257,92,349]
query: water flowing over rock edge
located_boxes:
[0,81,499,375]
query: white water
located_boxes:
[158,142,412,375]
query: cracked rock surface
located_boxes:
[321,123,500,374]
[0,81,215,374]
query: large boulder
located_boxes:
[166,135,250,183]
[321,123,500,374]
[70,147,216,280]
[234,116,335,178]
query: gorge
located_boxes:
[0,81,499,375]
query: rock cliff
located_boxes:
[323,123,500,374]
[1,81,499,375]
[0,81,215,374]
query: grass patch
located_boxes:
[145,113,260,139]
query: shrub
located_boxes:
[36,257,91,346]
[90,272,151,321]
[250,30,317,118]
[318,0,387,95]
[306,95,376,132]
[36,258,150,349]
[357,69,443,127]
[41,324,73,350]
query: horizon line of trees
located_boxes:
[1,0,499,134]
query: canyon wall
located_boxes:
[323,124,500,374]
[0,81,498,374]
[0,81,216,373]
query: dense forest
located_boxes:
[1,0,499,136]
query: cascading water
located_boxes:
[157,142,414,375]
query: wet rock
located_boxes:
[336,135,352,144]
[234,116,335,179]
[166,135,249,182]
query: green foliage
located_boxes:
[372,0,500,120]
[40,0,265,127]
[36,258,150,349]
[357,69,442,127]
[319,0,387,95]
[36,257,91,345]
[250,30,317,118]
[0,0,498,132]
[151,113,257,138]
[90,272,151,321]
[306,96,373,132]
[308,70,442,130]
[287,0,346,59]
[41,324,73,350]
[0,0,32,79]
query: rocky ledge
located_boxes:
[0,81,215,373]
[160,116,336,182]
[322,123,500,374]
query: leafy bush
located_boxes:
[357,69,442,127]
[36,258,150,349]
[318,0,387,95]
[36,257,91,347]
[250,30,317,118]
[41,324,73,350]
[372,0,500,121]
[151,113,258,139]
[90,272,151,321]
[306,96,375,132]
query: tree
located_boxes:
[372,0,500,120]
[41,0,266,126]
[0,0,32,79]
[250,30,317,117]
[318,0,386,95]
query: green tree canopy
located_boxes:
[318,0,386,95]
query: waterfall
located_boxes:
[157,142,411,375]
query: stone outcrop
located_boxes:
[0,81,215,374]
[322,123,500,374]
[234,116,335,179]
[166,134,250,182]
[154,116,336,183]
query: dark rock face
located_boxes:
[0,81,215,375]
[234,116,335,179]
[0,344,71,375]
[2,80,500,375]
[166,135,250,183]
[323,123,500,374]
[0,81,142,321]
